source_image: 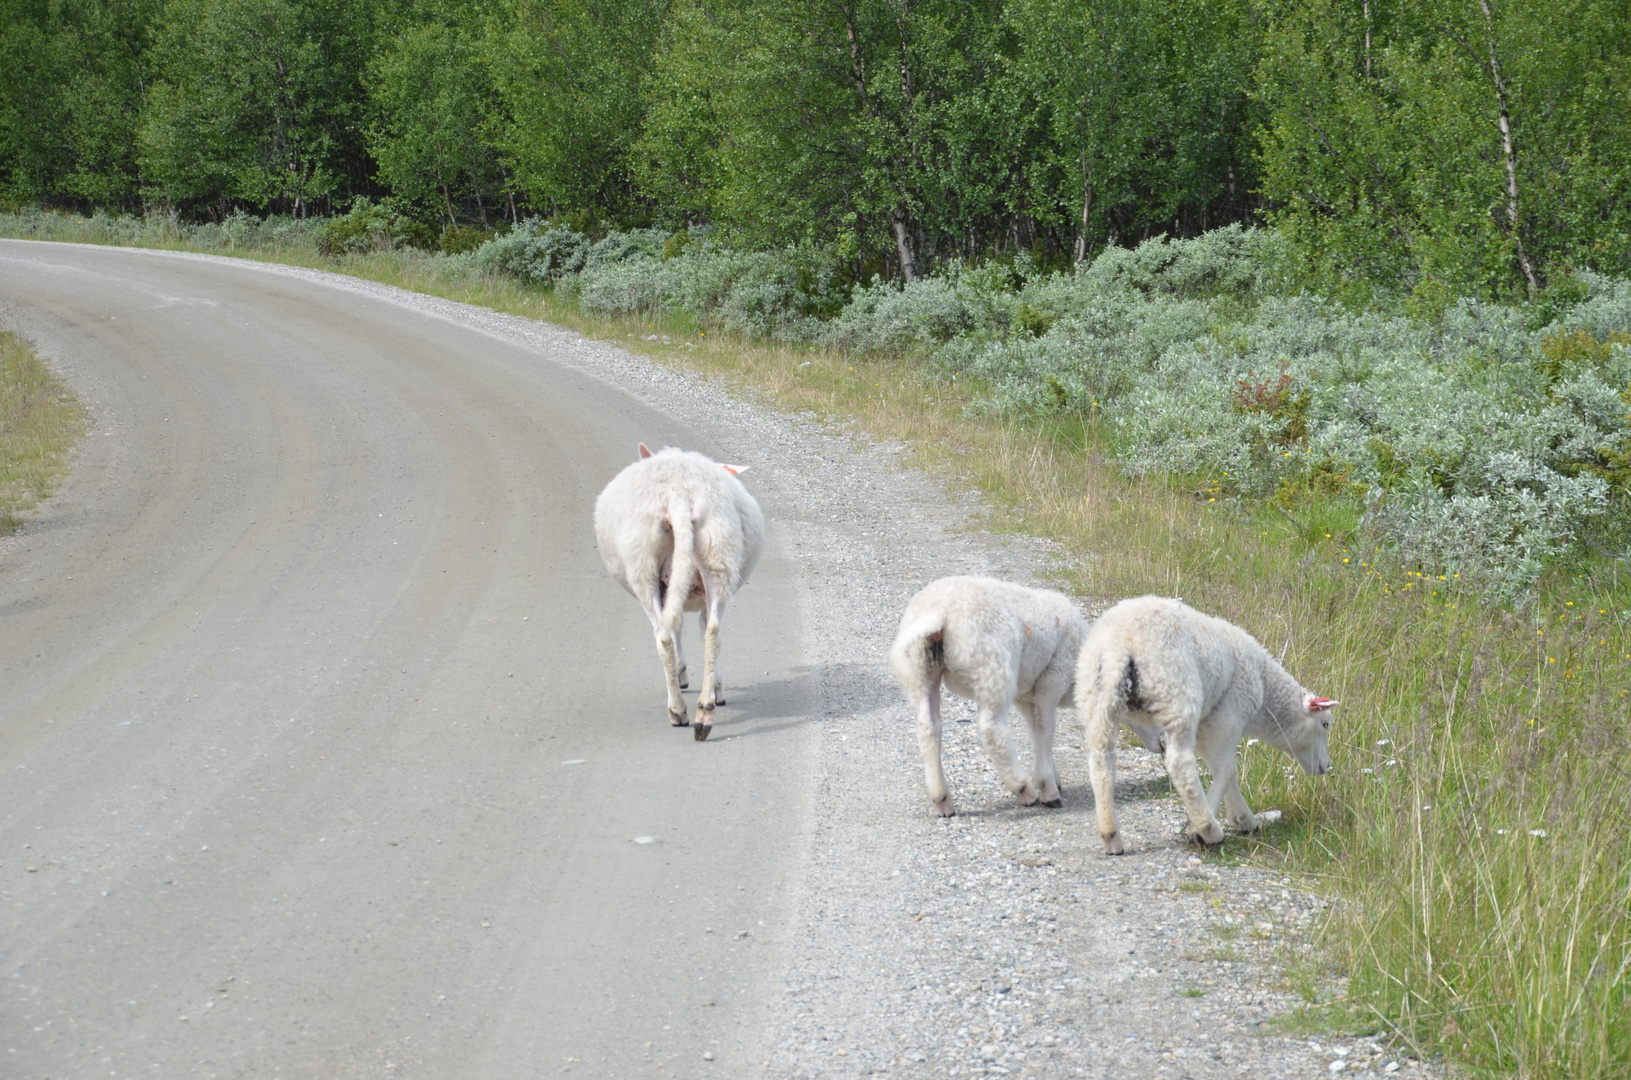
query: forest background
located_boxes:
[4,2,1631,1077]
[5,0,1630,301]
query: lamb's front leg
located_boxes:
[1196,720,1258,832]
[1026,702,1063,807]
[1165,736,1225,846]
[977,701,1040,806]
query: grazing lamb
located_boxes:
[594,444,765,741]
[1075,596,1336,853]
[890,576,1091,817]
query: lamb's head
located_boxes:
[1272,692,1337,775]
[1259,666,1338,774]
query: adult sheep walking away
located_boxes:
[594,444,765,741]
[1075,596,1336,853]
[890,576,1089,817]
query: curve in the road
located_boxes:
[0,241,815,1078]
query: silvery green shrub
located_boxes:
[940,232,1630,600]
[563,232,843,339]
[472,217,588,283]
[825,275,971,351]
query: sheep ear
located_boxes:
[638,443,653,459]
[1308,696,1338,712]
[722,463,749,475]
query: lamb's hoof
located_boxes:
[1103,832,1127,856]
[679,679,690,690]
[1041,798,1064,809]
[693,701,715,740]
[933,799,955,818]
[1187,825,1226,848]
[714,695,726,706]
[693,720,712,741]
[668,709,690,727]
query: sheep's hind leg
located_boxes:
[977,702,1040,806]
[692,581,726,741]
[1087,701,1126,854]
[916,674,953,816]
[702,606,726,705]
[646,592,688,727]
[675,623,689,691]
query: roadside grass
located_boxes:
[0,331,88,535]
[3,211,1627,1078]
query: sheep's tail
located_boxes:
[1077,639,1134,718]
[661,492,696,640]
[889,610,947,691]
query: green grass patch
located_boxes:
[0,331,88,535]
[4,210,1627,1078]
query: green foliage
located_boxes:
[0,0,160,209]
[1004,0,1262,257]
[487,0,665,222]
[314,197,433,255]
[1257,0,1631,302]
[138,0,376,213]
[367,12,509,227]
[933,229,1631,602]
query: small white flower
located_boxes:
[1362,768,1373,775]
[1246,738,1260,746]
[1376,739,1390,746]
[1497,829,1508,835]
[1386,759,1397,766]
[1530,829,1547,838]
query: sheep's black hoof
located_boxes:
[668,710,690,727]
[714,695,726,706]
[693,721,712,742]
[1186,829,1225,848]
[1041,798,1064,809]
[679,679,689,690]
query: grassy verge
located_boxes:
[0,330,88,535]
[3,213,1627,1077]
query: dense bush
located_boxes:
[476,221,848,338]
[468,219,1627,601]
[314,198,435,256]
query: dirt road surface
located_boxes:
[0,242,1427,1079]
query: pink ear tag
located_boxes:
[1310,697,1338,711]
[722,464,749,475]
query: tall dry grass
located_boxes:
[2,214,1627,1075]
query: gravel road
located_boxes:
[0,242,1431,1079]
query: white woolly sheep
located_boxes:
[1074,596,1336,853]
[890,576,1091,817]
[594,444,765,741]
